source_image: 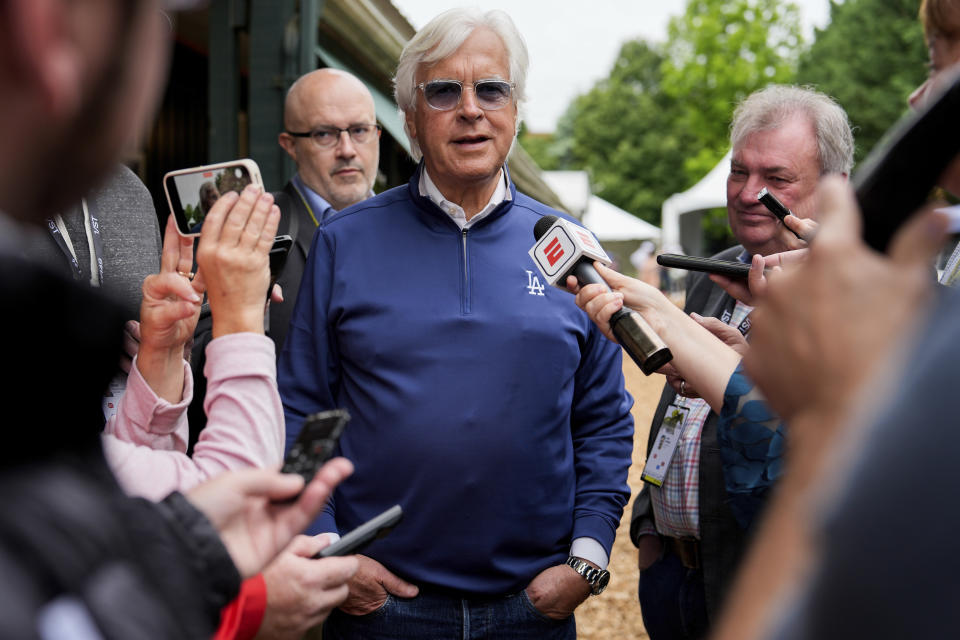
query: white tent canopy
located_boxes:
[660,150,730,252]
[542,170,660,242]
[582,195,660,241]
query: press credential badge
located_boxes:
[640,404,689,487]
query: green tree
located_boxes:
[661,0,804,182]
[796,0,926,165]
[520,40,692,224]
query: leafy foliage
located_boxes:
[522,40,693,224]
[796,0,927,165]
[661,0,803,181]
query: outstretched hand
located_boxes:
[746,176,949,425]
[186,458,353,579]
[709,249,808,306]
[567,262,673,342]
[195,185,280,338]
[136,215,205,401]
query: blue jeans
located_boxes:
[638,551,708,640]
[323,587,577,639]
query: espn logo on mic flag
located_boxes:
[529,218,611,288]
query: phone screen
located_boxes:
[165,164,255,235]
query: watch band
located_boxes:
[566,555,610,595]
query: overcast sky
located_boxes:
[393,1,831,132]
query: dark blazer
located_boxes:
[270,180,322,354]
[630,244,750,620]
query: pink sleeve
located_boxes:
[102,355,192,452]
[103,333,284,501]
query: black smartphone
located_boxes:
[855,69,960,253]
[657,253,752,279]
[268,235,293,298]
[163,159,263,237]
[314,505,404,558]
[281,409,350,487]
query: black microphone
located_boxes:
[531,216,673,375]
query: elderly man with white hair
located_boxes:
[278,7,634,639]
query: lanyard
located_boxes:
[46,198,105,287]
[718,295,753,337]
[290,182,322,228]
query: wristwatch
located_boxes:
[566,556,610,595]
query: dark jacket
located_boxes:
[270,180,321,355]
[0,254,241,638]
[630,244,750,620]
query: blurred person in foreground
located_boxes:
[279,8,634,639]
[710,1,960,638]
[629,84,853,640]
[0,0,352,637]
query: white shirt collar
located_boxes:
[419,167,511,230]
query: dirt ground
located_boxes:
[575,355,664,639]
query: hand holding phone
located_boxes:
[281,409,350,493]
[314,505,403,558]
[164,159,263,237]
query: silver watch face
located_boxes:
[594,570,610,594]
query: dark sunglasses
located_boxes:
[416,79,516,111]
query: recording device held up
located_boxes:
[164,159,264,237]
[278,409,349,501]
[855,68,960,253]
[757,187,804,241]
[657,254,754,279]
[314,505,403,558]
[530,215,672,375]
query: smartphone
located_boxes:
[163,159,263,237]
[314,505,404,558]
[855,69,960,252]
[657,253,752,279]
[268,235,293,298]
[281,409,350,487]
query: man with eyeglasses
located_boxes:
[273,68,381,352]
[279,8,633,639]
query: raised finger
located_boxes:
[198,189,241,246]
[747,253,767,298]
[257,205,281,256]
[238,191,274,250]
[812,176,861,252]
[160,215,182,273]
[221,184,263,247]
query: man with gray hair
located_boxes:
[279,7,634,639]
[629,85,853,640]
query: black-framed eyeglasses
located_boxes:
[285,124,382,149]
[416,79,516,111]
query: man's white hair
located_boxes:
[393,8,529,160]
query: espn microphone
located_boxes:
[529,215,672,375]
